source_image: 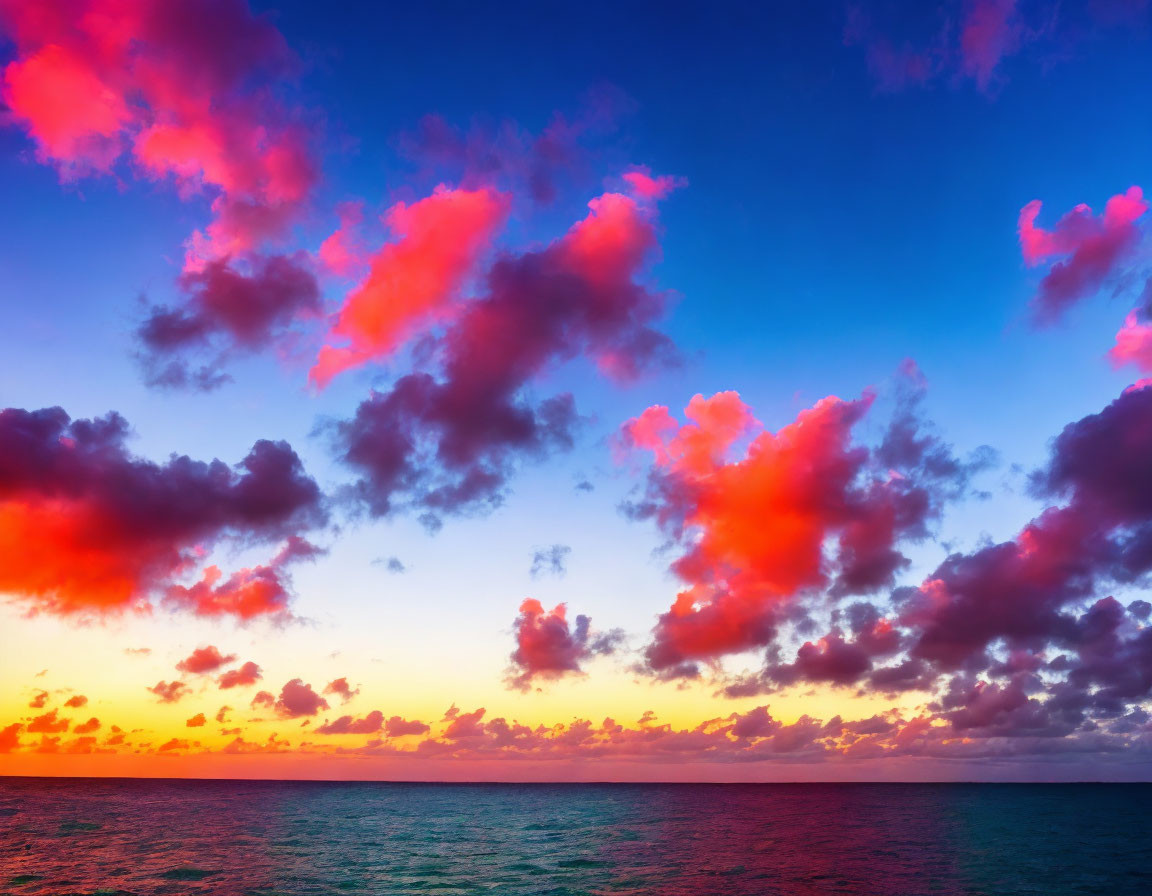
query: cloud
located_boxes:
[250,690,275,709]
[186,713,207,728]
[217,661,262,689]
[27,710,69,733]
[273,679,329,718]
[323,677,360,703]
[176,646,237,675]
[28,691,48,709]
[374,556,406,574]
[1018,186,1148,321]
[73,717,100,734]
[0,0,326,387]
[622,169,687,201]
[873,382,1152,726]
[842,1,1131,94]
[384,716,430,738]
[394,89,635,204]
[334,185,677,524]
[63,695,88,708]
[315,710,383,735]
[507,599,624,691]
[138,253,321,388]
[311,186,511,386]
[0,406,324,618]
[0,723,23,753]
[0,0,317,259]
[1110,310,1152,372]
[317,200,367,277]
[148,680,189,704]
[163,539,318,621]
[619,381,982,678]
[530,544,571,579]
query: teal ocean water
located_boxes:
[1,779,1149,895]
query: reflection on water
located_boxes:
[1,779,1150,895]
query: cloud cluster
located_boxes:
[1019,186,1148,320]
[311,186,511,386]
[507,599,624,690]
[0,0,323,383]
[619,378,984,679]
[616,379,1152,752]
[334,182,677,524]
[0,406,323,617]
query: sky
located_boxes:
[2,0,1152,782]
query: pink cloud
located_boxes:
[147,680,189,704]
[1109,311,1152,372]
[217,661,262,689]
[323,677,360,703]
[507,599,623,690]
[311,186,511,387]
[0,0,317,261]
[1018,186,1148,320]
[176,646,237,675]
[273,679,329,718]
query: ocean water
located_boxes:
[0,779,1149,895]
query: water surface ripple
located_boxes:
[1,779,1149,895]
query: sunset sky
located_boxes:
[3,0,1152,781]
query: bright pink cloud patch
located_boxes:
[622,169,687,201]
[311,186,510,387]
[1018,186,1148,319]
[217,661,262,689]
[0,0,317,260]
[1109,311,1152,372]
[176,646,236,675]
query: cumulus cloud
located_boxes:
[0,0,323,380]
[1019,186,1148,320]
[0,407,324,618]
[0,723,23,753]
[217,661,262,689]
[323,678,360,703]
[27,710,69,733]
[250,690,275,709]
[334,184,678,525]
[273,679,329,718]
[507,599,624,690]
[138,253,321,389]
[619,379,983,679]
[63,695,88,708]
[315,710,383,735]
[148,680,189,704]
[186,713,206,727]
[176,646,237,675]
[384,716,431,738]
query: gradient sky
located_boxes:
[3,0,1152,782]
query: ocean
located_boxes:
[0,778,1149,895]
